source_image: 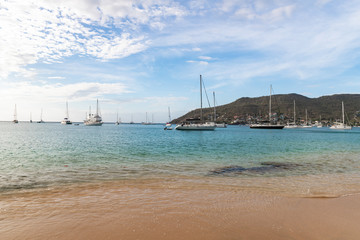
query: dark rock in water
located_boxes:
[210,166,247,174]
[260,162,302,169]
[210,162,300,175]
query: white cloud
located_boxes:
[121,96,188,105]
[48,76,66,80]
[0,0,186,79]
[198,56,213,60]
[186,60,208,65]
[0,81,130,103]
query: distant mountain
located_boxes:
[172,94,360,125]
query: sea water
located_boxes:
[1,122,360,197]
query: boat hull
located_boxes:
[329,126,352,130]
[284,125,298,129]
[250,125,284,129]
[175,124,216,131]
[84,122,103,126]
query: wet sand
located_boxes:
[1,181,360,240]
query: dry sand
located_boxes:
[1,181,360,240]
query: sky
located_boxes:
[1,0,360,122]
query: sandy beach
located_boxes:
[1,181,360,240]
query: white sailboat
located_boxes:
[13,104,18,123]
[315,115,323,128]
[175,75,216,131]
[84,99,103,126]
[37,108,45,123]
[164,107,173,130]
[250,85,284,129]
[115,112,120,125]
[284,100,298,128]
[300,109,312,128]
[142,112,152,125]
[61,101,72,125]
[213,92,227,128]
[330,101,352,130]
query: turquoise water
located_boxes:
[1,122,360,196]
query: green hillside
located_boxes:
[172,94,360,125]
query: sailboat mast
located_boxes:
[305,109,308,125]
[96,99,99,116]
[269,85,272,122]
[168,107,171,122]
[200,75,203,122]
[293,100,296,124]
[14,104,17,120]
[342,101,345,124]
[213,92,216,122]
[66,101,69,119]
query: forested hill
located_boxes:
[172,94,360,124]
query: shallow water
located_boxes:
[1,122,360,197]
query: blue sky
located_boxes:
[1,0,360,122]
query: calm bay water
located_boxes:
[1,122,360,197]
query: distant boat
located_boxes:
[30,112,32,123]
[299,109,312,128]
[37,108,45,123]
[175,75,216,131]
[250,85,284,129]
[213,92,227,128]
[164,107,173,130]
[130,114,134,124]
[315,121,322,128]
[284,100,298,129]
[315,115,323,128]
[61,101,72,125]
[13,104,18,123]
[115,112,120,125]
[330,101,352,130]
[215,123,227,128]
[84,99,103,126]
[142,112,152,125]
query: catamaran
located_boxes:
[330,101,352,130]
[250,85,284,129]
[175,75,216,131]
[61,101,72,125]
[13,104,18,123]
[84,99,103,126]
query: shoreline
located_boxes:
[1,181,360,239]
